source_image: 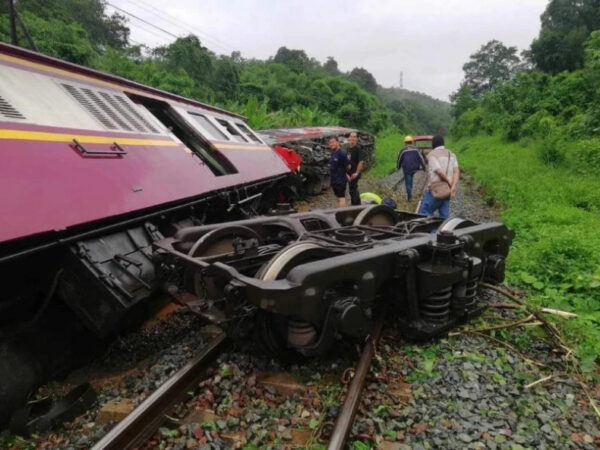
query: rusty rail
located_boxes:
[327,318,384,450]
[92,332,227,450]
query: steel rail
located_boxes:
[92,332,227,450]
[327,318,384,450]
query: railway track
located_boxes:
[92,333,227,450]
[91,317,385,450]
[327,318,384,450]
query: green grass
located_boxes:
[371,131,405,178]
[450,135,600,373]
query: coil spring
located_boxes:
[452,276,479,312]
[420,286,452,323]
[464,276,479,309]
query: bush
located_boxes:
[538,136,564,167]
[452,134,600,371]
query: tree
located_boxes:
[449,83,476,119]
[213,56,240,101]
[584,30,600,71]
[272,47,310,73]
[323,56,339,75]
[530,0,600,74]
[348,67,377,94]
[0,0,129,49]
[155,35,214,87]
[462,40,521,98]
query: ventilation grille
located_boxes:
[62,83,158,133]
[0,95,25,120]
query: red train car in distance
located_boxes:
[0,43,290,248]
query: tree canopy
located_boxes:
[530,0,600,74]
[461,40,522,98]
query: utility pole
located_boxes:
[399,71,403,89]
[9,0,19,46]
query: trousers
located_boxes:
[349,177,361,205]
[403,171,415,201]
[419,189,450,218]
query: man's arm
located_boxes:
[344,151,351,172]
[350,148,365,180]
[434,169,452,185]
[397,150,404,171]
[450,159,460,197]
[418,149,426,170]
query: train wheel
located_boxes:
[254,242,334,358]
[353,204,397,226]
[186,226,261,298]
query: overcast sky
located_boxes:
[107,0,549,101]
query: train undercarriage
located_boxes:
[0,203,512,428]
[155,204,513,357]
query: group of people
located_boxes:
[328,131,459,219]
[328,132,364,208]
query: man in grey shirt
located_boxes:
[418,136,459,218]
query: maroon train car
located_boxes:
[0,43,291,424]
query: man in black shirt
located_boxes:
[346,132,365,205]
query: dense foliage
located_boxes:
[530,0,600,74]
[449,0,600,370]
[0,0,447,135]
[378,86,451,134]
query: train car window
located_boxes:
[235,122,263,143]
[127,94,237,176]
[188,112,229,141]
[216,119,248,143]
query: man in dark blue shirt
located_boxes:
[397,135,426,201]
[329,136,351,207]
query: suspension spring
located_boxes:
[464,276,479,309]
[420,286,452,323]
[452,276,479,313]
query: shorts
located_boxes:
[331,183,346,198]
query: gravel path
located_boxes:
[299,170,498,224]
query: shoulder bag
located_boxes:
[429,150,452,200]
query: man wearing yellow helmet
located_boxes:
[396,135,426,201]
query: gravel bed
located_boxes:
[0,307,210,449]
[350,294,600,449]
[301,170,498,225]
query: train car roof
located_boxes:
[256,126,359,145]
[0,42,246,121]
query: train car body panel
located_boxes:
[0,43,290,246]
[257,126,358,145]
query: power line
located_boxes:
[121,0,234,52]
[126,21,172,46]
[119,0,235,54]
[106,1,179,40]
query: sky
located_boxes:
[106,0,549,101]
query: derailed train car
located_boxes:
[0,42,513,427]
[0,43,292,424]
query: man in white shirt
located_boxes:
[418,136,459,218]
